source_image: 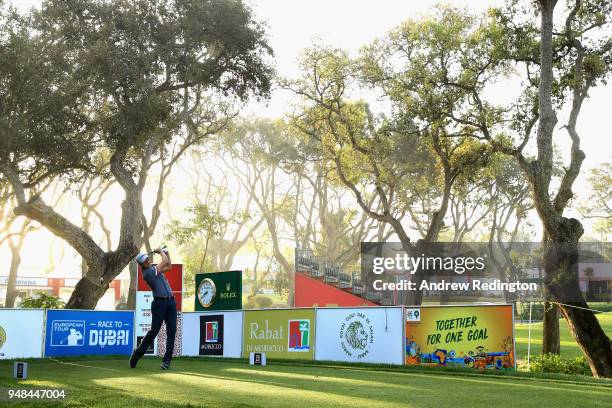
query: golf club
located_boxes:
[147,245,168,257]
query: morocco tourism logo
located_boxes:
[205,321,219,343]
[288,320,310,352]
[199,315,223,356]
[340,313,374,359]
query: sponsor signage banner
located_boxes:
[0,277,48,287]
[44,310,134,357]
[315,307,404,365]
[195,271,242,311]
[0,310,44,359]
[182,311,243,358]
[405,305,515,370]
[242,309,315,360]
[135,291,156,355]
[199,315,224,356]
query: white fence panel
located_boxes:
[315,307,404,365]
[0,309,45,359]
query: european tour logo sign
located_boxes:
[44,310,134,357]
[199,315,224,356]
[242,309,315,360]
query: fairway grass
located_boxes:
[1,357,611,408]
[515,312,612,363]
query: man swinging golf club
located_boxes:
[130,246,176,370]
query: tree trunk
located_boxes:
[542,301,560,354]
[405,273,424,306]
[66,278,107,309]
[402,240,425,306]
[559,300,612,377]
[5,241,22,308]
[65,241,137,309]
[66,258,130,309]
[81,259,89,277]
[288,268,295,307]
[81,218,90,277]
[266,231,294,306]
[541,226,561,354]
[542,220,612,377]
[65,260,135,310]
[127,260,138,310]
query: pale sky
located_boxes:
[3,1,610,286]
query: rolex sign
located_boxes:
[195,271,242,311]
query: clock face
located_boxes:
[197,278,216,308]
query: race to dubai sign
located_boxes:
[44,310,134,357]
[242,309,315,360]
[315,307,403,365]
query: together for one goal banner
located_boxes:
[405,304,515,370]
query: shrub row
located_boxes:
[529,353,591,376]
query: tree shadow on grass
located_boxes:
[99,359,611,407]
[0,358,609,408]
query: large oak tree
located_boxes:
[0,0,273,309]
[395,2,612,377]
[288,38,491,304]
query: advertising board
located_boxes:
[315,307,403,364]
[182,311,243,358]
[0,309,44,359]
[242,309,315,360]
[405,305,515,370]
[44,310,134,357]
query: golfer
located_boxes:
[130,247,177,370]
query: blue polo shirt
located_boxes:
[142,265,173,298]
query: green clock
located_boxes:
[194,271,242,311]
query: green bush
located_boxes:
[255,296,274,308]
[244,295,274,309]
[19,292,65,309]
[529,353,591,376]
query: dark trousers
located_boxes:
[135,298,177,362]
